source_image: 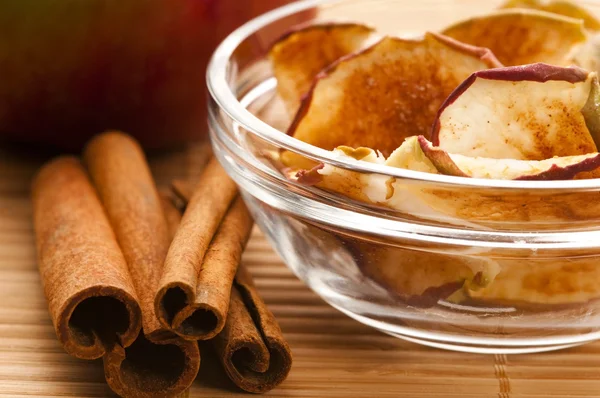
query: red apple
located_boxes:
[0,0,306,151]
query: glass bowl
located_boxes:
[207,0,600,354]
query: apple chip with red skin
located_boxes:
[442,9,587,67]
[293,138,600,233]
[433,63,600,161]
[419,136,600,180]
[269,23,375,115]
[281,32,501,170]
[500,0,600,31]
[383,138,600,229]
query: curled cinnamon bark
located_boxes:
[156,159,244,340]
[169,197,254,340]
[83,132,200,397]
[102,332,198,398]
[215,265,293,393]
[173,180,292,393]
[32,156,142,360]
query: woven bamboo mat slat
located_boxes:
[2,143,600,397]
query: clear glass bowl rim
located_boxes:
[206,0,600,191]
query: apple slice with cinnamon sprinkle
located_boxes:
[269,23,375,115]
[442,9,587,66]
[432,63,600,160]
[282,32,501,169]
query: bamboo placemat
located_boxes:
[2,142,600,398]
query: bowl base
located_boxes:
[331,303,590,354]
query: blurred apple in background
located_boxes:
[0,0,303,151]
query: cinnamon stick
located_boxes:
[160,191,184,241]
[32,156,142,360]
[215,265,293,393]
[83,132,200,397]
[156,159,245,340]
[173,181,292,393]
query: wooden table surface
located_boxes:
[2,142,600,398]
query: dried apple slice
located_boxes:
[295,146,390,204]
[292,142,501,303]
[441,9,587,66]
[500,0,600,31]
[419,136,600,180]
[292,159,600,307]
[467,256,600,305]
[282,32,501,170]
[433,63,600,160]
[382,137,600,228]
[351,241,500,306]
[383,137,600,228]
[292,136,440,205]
[570,34,600,73]
[292,135,600,231]
[269,23,375,115]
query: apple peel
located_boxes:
[269,23,376,115]
[433,63,600,160]
[281,32,501,170]
[442,9,587,66]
